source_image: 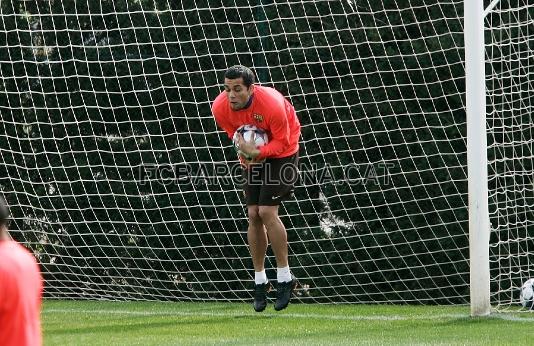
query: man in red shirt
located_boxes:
[0,197,43,346]
[212,65,301,312]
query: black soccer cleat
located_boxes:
[274,275,298,311]
[253,281,271,312]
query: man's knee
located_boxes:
[258,206,278,223]
[248,206,261,224]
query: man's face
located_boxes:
[224,77,254,111]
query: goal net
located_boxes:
[0,0,524,307]
[486,1,534,310]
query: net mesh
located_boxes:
[0,0,491,304]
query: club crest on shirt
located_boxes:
[253,113,264,123]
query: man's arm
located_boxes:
[257,111,290,158]
[237,100,290,160]
[213,107,258,166]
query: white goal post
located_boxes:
[465,0,490,317]
[0,0,531,312]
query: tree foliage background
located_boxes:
[0,0,529,304]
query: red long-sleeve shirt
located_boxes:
[212,85,300,159]
[0,240,43,346]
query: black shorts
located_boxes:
[243,152,299,206]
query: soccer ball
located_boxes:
[232,125,269,160]
[520,278,534,309]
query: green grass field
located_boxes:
[43,300,532,345]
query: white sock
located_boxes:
[254,270,268,285]
[277,266,292,283]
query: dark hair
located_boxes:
[0,196,9,227]
[224,65,255,87]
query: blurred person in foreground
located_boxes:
[0,196,43,346]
